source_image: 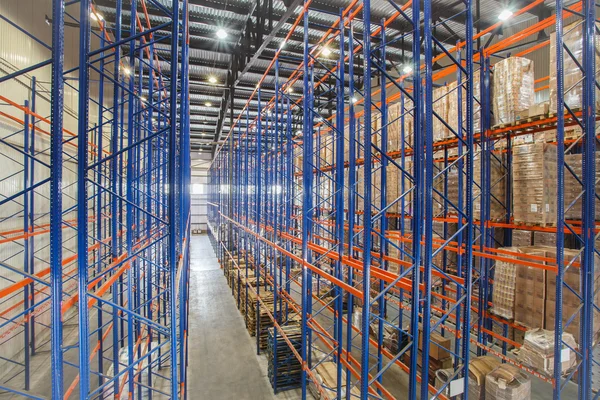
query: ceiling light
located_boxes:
[296,130,302,136]
[322,47,331,57]
[205,102,212,107]
[498,9,513,21]
[403,65,413,74]
[351,96,358,104]
[122,66,132,76]
[216,29,228,39]
[140,96,147,102]
[208,76,217,84]
[287,87,294,93]
[90,11,104,21]
[280,41,286,49]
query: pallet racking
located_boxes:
[0,0,190,398]
[209,0,600,399]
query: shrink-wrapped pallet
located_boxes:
[473,151,507,220]
[549,21,600,114]
[517,328,577,376]
[512,143,557,226]
[545,248,600,338]
[490,247,520,320]
[564,152,600,220]
[485,364,531,400]
[384,159,413,215]
[514,246,547,329]
[433,85,451,142]
[492,57,535,125]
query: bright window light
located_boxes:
[322,47,332,57]
[498,9,513,21]
[216,29,228,39]
[208,76,217,84]
[403,65,413,74]
[191,183,205,194]
[90,12,104,21]
[205,102,212,107]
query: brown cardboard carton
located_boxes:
[529,102,549,118]
[418,327,452,361]
[493,57,535,125]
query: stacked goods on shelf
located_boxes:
[517,328,577,376]
[433,85,451,142]
[512,142,557,226]
[309,360,361,399]
[545,249,600,337]
[564,151,600,220]
[492,57,535,126]
[512,230,533,247]
[473,151,507,221]
[401,326,453,385]
[549,21,600,114]
[267,324,302,391]
[485,364,531,400]
[492,322,523,350]
[490,247,520,319]
[466,355,501,400]
[382,158,413,215]
[514,247,547,329]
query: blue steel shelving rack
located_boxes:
[0,0,190,398]
[207,1,600,400]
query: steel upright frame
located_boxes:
[208,0,600,399]
[0,0,190,398]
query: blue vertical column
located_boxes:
[168,0,180,395]
[50,1,65,397]
[256,88,263,354]
[301,2,313,396]
[408,0,422,397]
[77,0,92,397]
[361,0,374,396]
[579,0,597,398]
[553,1,566,398]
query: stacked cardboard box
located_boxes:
[564,152,600,220]
[514,247,547,328]
[545,249,600,337]
[549,21,600,114]
[512,142,557,226]
[474,151,507,220]
[467,356,502,400]
[485,364,531,400]
[517,328,577,376]
[492,57,535,126]
[433,85,451,142]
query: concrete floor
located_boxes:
[187,234,306,399]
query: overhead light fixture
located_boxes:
[322,47,332,57]
[205,102,212,107]
[280,41,286,49]
[403,65,413,74]
[351,96,358,104]
[216,29,228,39]
[498,9,513,21]
[287,87,294,93]
[208,76,217,84]
[122,66,132,76]
[140,96,147,102]
[296,130,302,136]
[90,11,104,21]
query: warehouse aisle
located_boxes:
[187,235,303,399]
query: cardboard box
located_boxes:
[529,102,549,118]
[493,57,535,125]
[418,327,452,361]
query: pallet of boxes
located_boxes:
[398,326,452,387]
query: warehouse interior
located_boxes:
[1,0,599,399]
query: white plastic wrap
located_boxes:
[492,57,535,125]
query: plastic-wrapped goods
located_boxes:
[564,152,600,220]
[490,247,520,319]
[517,328,577,376]
[485,364,531,400]
[318,132,336,168]
[433,85,451,142]
[514,246,547,328]
[473,151,507,220]
[492,57,535,126]
[403,97,415,149]
[468,356,502,400]
[384,159,413,215]
[549,21,600,114]
[546,248,600,337]
[512,143,557,226]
